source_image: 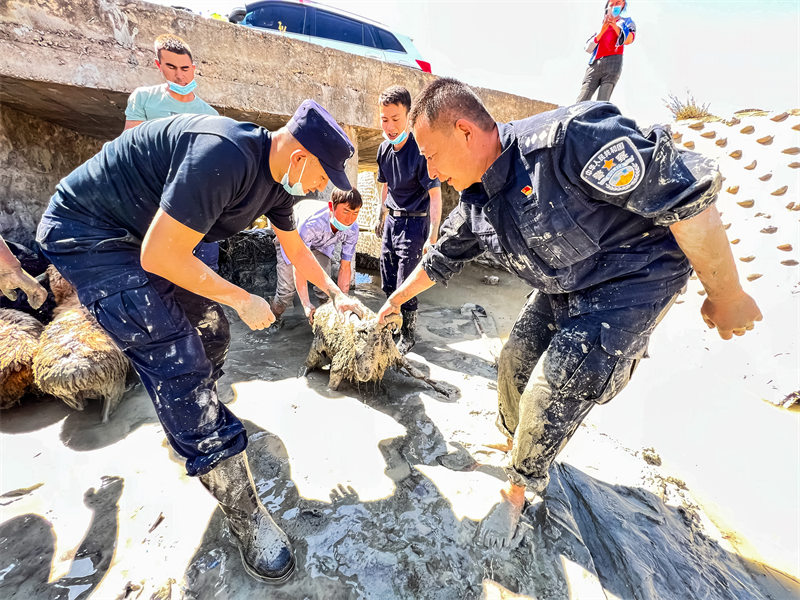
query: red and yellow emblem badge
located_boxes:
[521,185,533,197]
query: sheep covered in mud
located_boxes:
[0,308,44,409]
[301,302,454,397]
[32,266,129,422]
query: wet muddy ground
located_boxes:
[1,262,798,599]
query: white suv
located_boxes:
[229,0,432,73]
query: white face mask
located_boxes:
[281,154,307,196]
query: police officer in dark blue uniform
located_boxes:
[36,100,364,583]
[378,78,762,549]
[376,85,442,353]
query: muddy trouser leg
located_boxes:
[595,54,623,102]
[504,295,677,495]
[496,291,558,439]
[36,217,246,476]
[308,249,332,304]
[271,237,296,312]
[380,214,398,300]
[393,216,429,313]
[173,285,230,387]
[87,275,247,477]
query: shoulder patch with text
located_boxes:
[580,137,645,196]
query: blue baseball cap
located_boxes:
[287,100,354,191]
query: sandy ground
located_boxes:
[1,261,798,599]
[1,110,798,599]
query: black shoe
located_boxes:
[199,453,295,583]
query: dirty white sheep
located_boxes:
[0,308,44,409]
[302,302,454,397]
[32,266,129,422]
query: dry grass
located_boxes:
[664,92,714,121]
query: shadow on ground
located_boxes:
[180,421,800,600]
[0,476,123,600]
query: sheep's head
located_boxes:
[350,313,402,382]
[46,265,78,307]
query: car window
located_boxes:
[375,28,405,52]
[315,10,364,46]
[363,25,378,49]
[244,3,306,34]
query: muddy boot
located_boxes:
[270,298,287,317]
[397,309,417,355]
[199,453,295,584]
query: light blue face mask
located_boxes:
[281,156,307,196]
[331,213,353,231]
[167,79,197,96]
[611,5,623,17]
[383,130,408,146]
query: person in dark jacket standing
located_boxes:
[577,0,636,102]
[378,78,761,549]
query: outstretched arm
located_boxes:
[337,260,352,294]
[0,236,47,309]
[669,205,762,339]
[377,264,436,323]
[425,187,443,251]
[141,209,275,330]
[292,265,316,323]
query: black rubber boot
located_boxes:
[397,309,417,355]
[199,453,295,584]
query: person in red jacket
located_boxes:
[577,0,636,102]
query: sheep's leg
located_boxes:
[300,343,326,378]
[400,359,454,398]
[101,376,126,423]
[328,369,344,391]
[327,354,350,391]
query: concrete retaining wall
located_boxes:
[0,105,103,246]
[0,0,557,243]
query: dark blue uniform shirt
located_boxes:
[48,114,296,241]
[376,132,440,213]
[422,102,721,314]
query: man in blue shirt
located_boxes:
[37,100,364,583]
[271,188,361,324]
[378,78,762,549]
[376,85,442,353]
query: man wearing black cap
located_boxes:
[36,99,362,583]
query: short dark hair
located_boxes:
[409,77,494,132]
[379,85,412,113]
[154,33,193,63]
[331,188,362,210]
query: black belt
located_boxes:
[388,209,428,218]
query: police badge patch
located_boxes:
[580,136,645,196]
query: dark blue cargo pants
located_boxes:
[496,290,676,494]
[380,214,429,312]
[37,215,243,477]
